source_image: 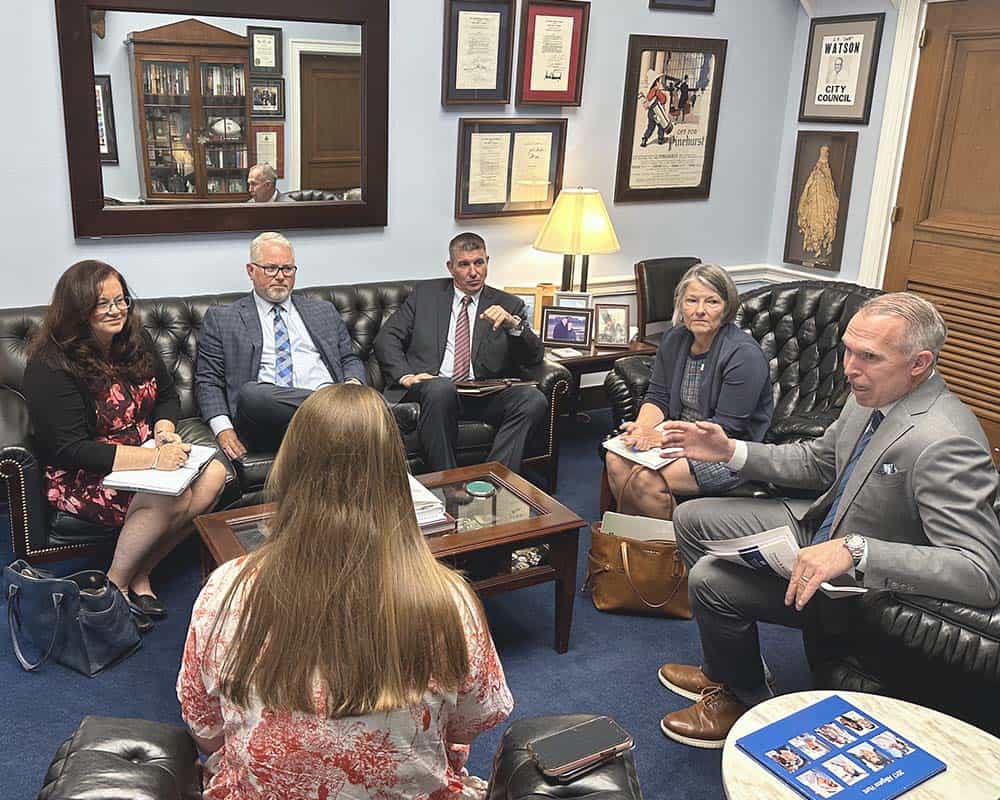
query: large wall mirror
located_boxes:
[56,0,388,237]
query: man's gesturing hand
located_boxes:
[659,420,735,463]
[785,540,854,611]
[480,305,516,331]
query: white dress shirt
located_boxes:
[439,288,482,379]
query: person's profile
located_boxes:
[871,731,915,758]
[796,769,844,797]
[765,746,807,772]
[836,711,876,734]
[823,754,868,785]
[848,741,893,771]
[790,733,830,759]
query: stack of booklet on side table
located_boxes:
[102,441,218,497]
[408,474,456,535]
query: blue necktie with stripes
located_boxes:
[272,304,293,388]
[812,409,884,544]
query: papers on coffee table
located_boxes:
[602,422,682,470]
[102,441,218,497]
[408,474,456,533]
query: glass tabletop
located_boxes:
[428,476,542,534]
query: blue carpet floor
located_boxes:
[0,409,812,798]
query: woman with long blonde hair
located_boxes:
[178,384,512,799]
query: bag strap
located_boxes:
[617,464,645,516]
[582,552,612,592]
[619,541,684,610]
[7,585,64,672]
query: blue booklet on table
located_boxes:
[736,695,945,800]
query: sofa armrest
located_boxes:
[0,442,51,558]
[519,359,571,402]
[604,355,655,423]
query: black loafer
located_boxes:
[129,591,167,618]
[128,605,154,634]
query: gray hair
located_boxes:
[858,292,948,360]
[448,231,487,262]
[672,263,740,326]
[249,163,278,184]
[250,231,294,264]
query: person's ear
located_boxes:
[246,263,255,280]
[912,350,934,376]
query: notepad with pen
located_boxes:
[102,441,218,497]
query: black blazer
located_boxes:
[374,279,544,402]
[23,335,180,476]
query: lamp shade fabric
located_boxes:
[533,188,621,255]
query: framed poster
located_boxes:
[251,122,284,177]
[251,77,285,119]
[783,131,858,272]
[649,0,715,10]
[614,35,727,202]
[594,304,630,348]
[247,26,282,76]
[798,14,885,124]
[515,0,590,107]
[442,0,516,105]
[455,117,567,218]
[94,74,118,164]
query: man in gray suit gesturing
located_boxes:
[653,293,1000,748]
[195,232,365,459]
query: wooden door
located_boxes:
[300,53,361,191]
[884,0,1000,464]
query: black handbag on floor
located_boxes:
[4,559,141,676]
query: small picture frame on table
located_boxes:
[251,122,284,177]
[516,0,590,107]
[553,290,591,309]
[504,284,557,330]
[94,74,118,164]
[443,0,516,106]
[251,78,285,119]
[247,26,282,76]
[594,304,630,349]
[541,306,593,347]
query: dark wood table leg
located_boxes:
[546,528,580,653]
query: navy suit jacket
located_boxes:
[195,291,365,422]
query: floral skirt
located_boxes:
[45,466,134,528]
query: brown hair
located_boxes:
[214,384,473,716]
[30,259,153,385]
[448,231,487,262]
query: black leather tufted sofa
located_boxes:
[0,281,570,561]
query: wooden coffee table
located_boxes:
[194,462,585,653]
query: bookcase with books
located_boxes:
[127,19,255,202]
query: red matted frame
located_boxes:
[515,0,590,107]
[251,123,284,178]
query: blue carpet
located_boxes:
[0,409,812,798]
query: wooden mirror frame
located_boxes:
[56,0,388,237]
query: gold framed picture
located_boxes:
[503,283,556,330]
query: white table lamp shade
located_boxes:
[533,188,620,255]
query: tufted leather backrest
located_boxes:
[0,281,417,423]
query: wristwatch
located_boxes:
[843,534,867,569]
[508,314,525,335]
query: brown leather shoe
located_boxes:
[658,663,721,701]
[660,686,750,749]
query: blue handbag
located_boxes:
[4,559,141,676]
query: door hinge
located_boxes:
[919,28,928,49]
[891,205,903,224]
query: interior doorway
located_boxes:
[299,52,361,191]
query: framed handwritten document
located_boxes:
[515,0,590,107]
[455,118,567,219]
[443,0,516,105]
[614,34,727,202]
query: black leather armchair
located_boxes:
[634,256,701,347]
[1,281,570,561]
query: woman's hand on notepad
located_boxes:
[618,421,659,452]
[154,442,191,471]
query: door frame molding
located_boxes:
[288,38,363,189]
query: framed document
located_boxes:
[455,117,567,219]
[443,0,516,105]
[94,74,118,165]
[251,123,284,177]
[614,35,727,203]
[247,26,282,76]
[515,0,590,107]
[783,131,858,272]
[251,77,285,119]
[541,306,593,347]
[798,14,885,124]
[594,304,630,349]
[649,0,715,10]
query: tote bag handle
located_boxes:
[7,584,64,672]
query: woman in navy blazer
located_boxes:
[606,264,772,519]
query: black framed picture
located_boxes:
[442,0,516,106]
[649,0,715,11]
[247,26,282,76]
[455,117,567,218]
[251,77,285,119]
[94,74,118,165]
[798,13,885,124]
[541,306,593,347]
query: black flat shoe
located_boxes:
[129,591,167,618]
[128,604,154,634]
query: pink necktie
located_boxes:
[452,295,473,381]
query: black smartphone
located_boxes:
[527,716,634,780]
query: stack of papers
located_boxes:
[602,422,682,470]
[408,474,450,528]
[102,441,218,497]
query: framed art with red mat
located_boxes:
[515,0,590,107]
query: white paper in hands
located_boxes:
[603,422,683,470]
[102,441,217,497]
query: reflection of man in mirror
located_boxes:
[247,163,288,203]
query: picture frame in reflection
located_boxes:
[251,77,285,119]
[247,26,283,76]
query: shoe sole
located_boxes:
[659,718,726,749]
[657,669,708,702]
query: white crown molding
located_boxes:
[799,0,816,18]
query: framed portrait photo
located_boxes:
[541,306,593,347]
[614,35,727,203]
[455,117,567,218]
[553,290,591,308]
[798,13,885,124]
[251,77,285,119]
[594,304,630,349]
[783,130,858,272]
[649,0,715,10]
[443,0,516,106]
[515,0,590,107]
[94,74,118,165]
[247,26,282,76]
[251,122,284,178]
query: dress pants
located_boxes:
[402,377,547,473]
[235,382,314,452]
[674,497,852,704]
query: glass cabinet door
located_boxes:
[141,59,195,195]
[200,61,249,196]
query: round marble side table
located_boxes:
[722,690,1000,799]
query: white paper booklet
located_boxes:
[602,422,683,470]
[102,441,218,497]
[408,474,447,526]
[699,525,867,598]
[600,511,675,542]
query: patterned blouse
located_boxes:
[679,354,742,493]
[178,557,514,800]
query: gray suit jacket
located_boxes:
[195,292,365,422]
[742,373,1000,607]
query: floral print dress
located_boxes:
[45,377,157,527]
[178,557,514,800]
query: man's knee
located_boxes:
[237,381,270,414]
[673,498,716,545]
[420,377,459,407]
[687,557,732,613]
[511,388,547,422]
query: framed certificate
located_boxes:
[247,26,282,76]
[251,122,284,177]
[442,0,516,106]
[515,0,590,107]
[455,117,567,219]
